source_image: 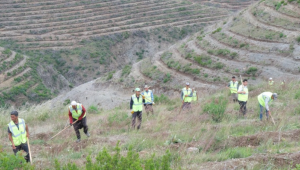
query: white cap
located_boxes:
[269,78,272,80]
[71,101,77,105]
[186,82,190,85]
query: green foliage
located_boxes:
[194,54,212,67]
[213,62,224,69]
[38,112,49,121]
[203,96,228,122]
[294,90,300,99]
[88,105,99,114]
[226,147,253,159]
[275,1,282,10]
[154,94,174,105]
[245,67,258,76]
[63,99,71,106]
[212,28,222,34]
[108,111,129,126]
[136,50,145,60]
[121,65,132,77]
[0,53,24,73]
[163,73,171,83]
[296,36,300,43]
[0,147,34,169]
[106,71,115,80]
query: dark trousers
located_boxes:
[132,111,142,129]
[13,143,30,162]
[238,101,247,116]
[73,117,88,139]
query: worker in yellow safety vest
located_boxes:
[237,79,248,117]
[227,76,238,102]
[258,92,278,121]
[130,88,145,129]
[181,82,194,110]
[141,85,154,116]
[7,111,30,163]
[268,77,274,86]
[68,101,90,143]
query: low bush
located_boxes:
[203,96,228,122]
[88,105,99,114]
[121,65,132,77]
[297,36,300,43]
[212,28,222,34]
[154,94,174,105]
[245,67,258,76]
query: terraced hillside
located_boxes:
[193,0,258,11]
[0,0,230,50]
[112,0,300,93]
[0,47,70,107]
[0,0,239,106]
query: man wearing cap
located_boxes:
[141,85,154,116]
[7,111,30,162]
[257,92,278,121]
[227,76,238,102]
[181,82,194,110]
[68,101,90,142]
[268,78,274,86]
[130,88,145,129]
[237,79,248,117]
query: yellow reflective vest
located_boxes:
[238,85,248,102]
[269,81,274,86]
[182,88,192,102]
[8,118,27,146]
[229,81,238,93]
[69,104,86,119]
[132,94,143,112]
[143,90,153,104]
[258,92,273,107]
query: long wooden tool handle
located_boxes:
[179,96,186,114]
[27,137,33,164]
[269,112,276,125]
[49,119,79,140]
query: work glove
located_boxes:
[142,95,145,99]
[131,110,134,114]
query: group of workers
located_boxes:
[7,76,282,163]
[228,76,278,119]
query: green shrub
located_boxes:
[226,147,252,159]
[194,55,212,66]
[88,105,99,114]
[296,36,300,43]
[275,1,282,10]
[295,90,300,99]
[154,94,174,105]
[279,32,284,38]
[213,62,224,69]
[0,146,34,169]
[121,65,131,77]
[63,99,71,106]
[245,67,258,76]
[38,112,49,121]
[203,96,228,122]
[106,71,115,80]
[163,73,171,83]
[212,27,222,34]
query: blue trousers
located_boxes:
[259,104,269,120]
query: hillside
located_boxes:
[0,0,247,107]
[1,81,300,169]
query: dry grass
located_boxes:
[1,81,300,169]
